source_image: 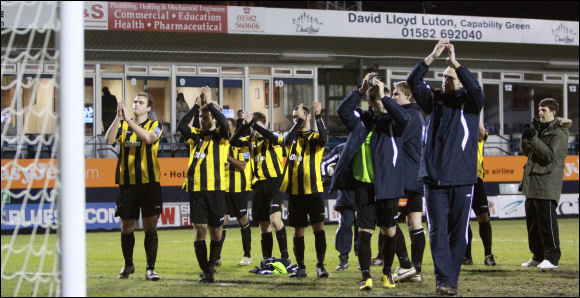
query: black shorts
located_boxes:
[189,191,226,228]
[472,178,489,216]
[115,182,163,220]
[252,179,283,222]
[226,191,249,218]
[398,191,424,215]
[288,193,326,227]
[355,182,399,229]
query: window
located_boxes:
[272,78,313,132]
[568,84,579,134]
[483,84,500,134]
[503,83,563,134]
[126,76,171,128]
[84,77,95,136]
[1,75,17,136]
[22,75,57,134]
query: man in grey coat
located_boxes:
[520,98,572,270]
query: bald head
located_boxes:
[442,67,463,94]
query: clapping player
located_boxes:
[280,102,329,278]
[231,111,291,263]
[178,87,229,283]
[105,92,163,281]
[330,73,410,290]
[407,39,484,296]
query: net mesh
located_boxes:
[1,1,61,296]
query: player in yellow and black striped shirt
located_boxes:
[280,102,330,278]
[231,111,301,263]
[216,118,254,266]
[105,92,162,281]
[464,120,496,266]
[178,87,229,283]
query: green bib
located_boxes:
[353,128,374,183]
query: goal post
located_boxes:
[58,1,86,297]
[1,1,86,296]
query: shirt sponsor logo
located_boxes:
[125,140,142,147]
[193,152,207,159]
[255,156,266,163]
[289,154,303,162]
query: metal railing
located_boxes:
[1,135,578,159]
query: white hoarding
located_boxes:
[228,6,579,46]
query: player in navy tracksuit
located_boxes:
[407,39,484,296]
[330,73,409,290]
[321,143,357,271]
[390,81,427,283]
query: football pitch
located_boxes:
[2,218,579,297]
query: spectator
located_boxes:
[175,92,189,126]
[101,87,117,134]
[520,98,571,270]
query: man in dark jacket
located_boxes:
[390,81,426,283]
[322,143,357,271]
[407,39,484,296]
[330,73,409,290]
[520,98,571,270]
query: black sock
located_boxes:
[479,221,493,256]
[121,232,135,267]
[194,240,209,273]
[395,225,412,268]
[261,232,273,259]
[376,231,385,259]
[314,230,327,265]
[293,236,305,268]
[409,229,425,273]
[357,231,372,278]
[209,240,222,268]
[221,229,227,244]
[382,233,396,276]
[144,231,158,270]
[465,225,473,259]
[241,224,252,258]
[217,229,226,260]
[276,227,289,259]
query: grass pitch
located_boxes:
[2,218,579,296]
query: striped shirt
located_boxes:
[182,127,230,192]
[115,119,162,185]
[281,116,328,195]
[225,145,253,193]
[477,131,488,179]
[178,103,230,192]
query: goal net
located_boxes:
[1,1,86,296]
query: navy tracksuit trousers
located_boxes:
[425,184,474,289]
[335,207,357,256]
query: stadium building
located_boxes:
[1,1,579,230]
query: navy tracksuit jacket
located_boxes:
[407,61,484,289]
[400,103,426,195]
[329,90,409,201]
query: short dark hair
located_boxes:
[293,104,311,115]
[252,112,267,124]
[539,98,559,113]
[135,92,153,107]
